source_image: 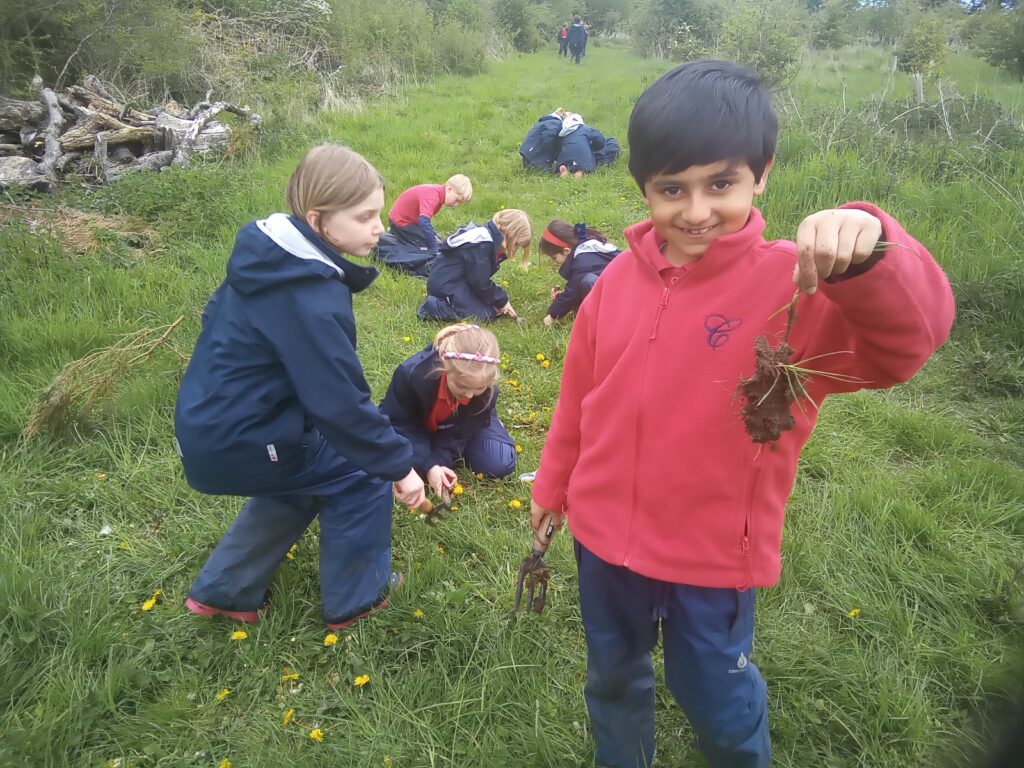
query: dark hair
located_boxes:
[627,59,778,190]
[573,15,581,23]
[539,219,607,258]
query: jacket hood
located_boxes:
[559,238,619,280]
[623,208,767,274]
[226,213,379,296]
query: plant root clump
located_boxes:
[739,336,796,443]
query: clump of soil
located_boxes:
[739,335,796,443]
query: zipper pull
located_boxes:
[649,287,671,340]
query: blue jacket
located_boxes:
[548,238,620,319]
[519,114,562,171]
[426,221,509,309]
[379,346,498,476]
[175,214,413,494]
[557,125,607,172]
[567,22,588,48]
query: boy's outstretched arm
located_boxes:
[788,202,955,391]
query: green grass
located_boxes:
[2,45,1023,767]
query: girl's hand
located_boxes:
[393,468,426,508]
[543,314,555,327]
[794,209,882,294]
[497,301,518,318]
[426,465,457,500]
[550,287,563,300]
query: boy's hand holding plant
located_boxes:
[793,209,883,294]
[426,465,457,500]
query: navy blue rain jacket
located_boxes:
[567,22,588,49]
[379,346,498,476]
[175,214,413,495]
[426,221,509,310]
[519,114,563,171]
[557,125,608,173]
[548,238,620,318]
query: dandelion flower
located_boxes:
[501,363,509,371]
[218,760,232,768]
[501,280,510,287]
[528,411,537,420]
[414,561,423,570]
[847,608,862,618]
[541,360,551,368]
[141,589,162,612]
[285,543,298,561]
[535,353,546,361]
[95,472,107,480]
[309,727,324,742]
[452,484,464,496]
[281,671,300,682]
[323,633,338,646]
[215,688,231,702]
[413,608,425,619]
[402,335,412,342]
[475,472,484,480]
[230,630,248,641]
[509,499,523,509]
[437,544,446,555]
[354,674,371,687]
[515,444,523,454]
[282,708,295,726]
[384,757,393,767]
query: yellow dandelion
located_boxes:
[475,472,484,480]
[117,540,130,549]
[384,757,393,768]
[535,353,546,361]
[452,484,464,496]
[541,359,551,368]
[847,608,862,618]
[437,544,446,555]
[285,543,298,561]
[501,280,510,287]
[282,707,295,726]
[451,504,459,511]
[215,688,231,702]
[402,335,412,342]
[281,671,300,682]
[354,674,371,687]
[230,630,248,641]
[414,561,423,570]
[141,589,162,612]
[218,760,232,768]
[309,727,324,742]
[515,444,523,454]
[505,379,518,387]
[528,411,537,419]
[509,499,523,509]
[95,472,107,480]
[323,632,338,646]
[413,608,425,619]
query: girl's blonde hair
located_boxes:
[433,324,500,390]
[493,209,532,268]
[445,174,473,203]
[285,144,384,220]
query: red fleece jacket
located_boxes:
[531,203,955,589]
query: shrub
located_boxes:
[895,15,949,77]
[719,0,801,88]
[631,0,724,58]
[962,10,1024,78]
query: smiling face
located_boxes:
[306,187,385,257]
[642,158,772,266]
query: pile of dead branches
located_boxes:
[0,75,261,192]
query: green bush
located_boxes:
[719,0,801,88]
[631,0,724,58]
[962,10,1024,78]
[895,15,949,76]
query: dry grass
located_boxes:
[0,204,157,256]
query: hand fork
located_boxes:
[513,512,557,615]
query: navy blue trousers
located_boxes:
[188,431,393,624]
[576,541,770,768]
[417,290,499,323]
[444,414,516,478]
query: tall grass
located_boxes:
[1,46,1022,767]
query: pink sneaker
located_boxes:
[325,572,403,630]
[184,597,267,623]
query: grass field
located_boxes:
[1,44,1023,767]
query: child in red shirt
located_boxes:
[388,174,472,259]
[529,60,954,768]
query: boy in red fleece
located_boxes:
[529,60,954,768]
[387,174,472,259]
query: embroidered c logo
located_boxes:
[704,314,743,351]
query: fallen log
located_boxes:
[34,76,64,188]
[0,96,45,132]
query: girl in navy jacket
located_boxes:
[540,220,620,325]
[380,324,516,498]
[417,208,532,322]
[175,144,425,630]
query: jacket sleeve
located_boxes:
[789,202,955,400]
[418,215,441,256]
[379,364,437,477]
[464,247,509,308]
[255,284,413,481]
[548,272,582,319]
[532,281,599,513]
